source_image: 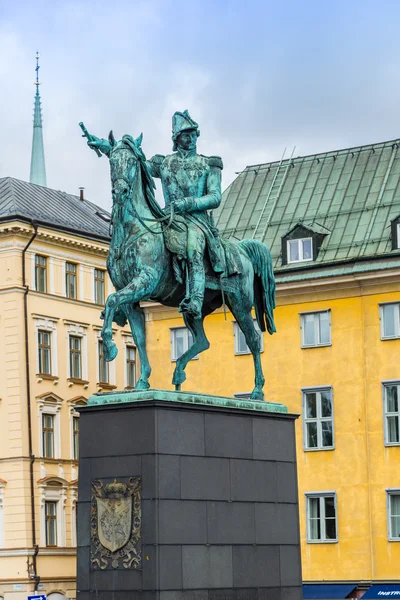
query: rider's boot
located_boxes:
[179,254,205,319]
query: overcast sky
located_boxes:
[1,0,400,210]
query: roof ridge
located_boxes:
[243,137,400,171]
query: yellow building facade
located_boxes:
[0,179,136,600]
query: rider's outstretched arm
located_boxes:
[88,136,113,157]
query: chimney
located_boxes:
[79,187,85,201]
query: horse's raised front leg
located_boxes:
[124,304,151,390]
[101,270,156,362]
[172,312,210,390]
[227,297,265,401]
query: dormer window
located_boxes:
[391,215,400,250]
[282,222,330,266]
[287,238,313,263]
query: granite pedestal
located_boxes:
[76,390,302,600]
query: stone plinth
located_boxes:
[76,390,302,600]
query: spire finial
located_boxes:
[35,51,40,90]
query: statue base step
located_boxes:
[77,390,302,600]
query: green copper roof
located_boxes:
[214,139,400,270]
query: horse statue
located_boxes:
[84,131,276,401]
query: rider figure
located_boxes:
[148,110,224,318]
[87,110,224,319]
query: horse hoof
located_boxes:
[251,389,264,401]
[134,379,150,390]
[172,370,186,386]
[104,342,118,362]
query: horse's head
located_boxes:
[109,134,143,205]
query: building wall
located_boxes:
[144,272,400,583]
[0,224,134,600]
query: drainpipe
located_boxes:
[22,220,40,590]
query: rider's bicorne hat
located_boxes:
[172,110,200,151]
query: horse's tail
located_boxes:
[238,239,276,335]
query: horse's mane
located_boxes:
[118,135,166,220]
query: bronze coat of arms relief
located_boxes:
[90,478,141,570]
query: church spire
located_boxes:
[29,51,47,187]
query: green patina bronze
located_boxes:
[87,389,288,413]
[80,111,277,401]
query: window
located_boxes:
[39,479,67,547]
[306,493,337,542]
[301,310,331,347]
[303,388,333,450]
[35,255,47,292]
[234,320,264,355]
[94,269,105,304]
[171,327,197,361]
[126,345,136,388]
[37,393,62,459]
[387,490,400,540]
[68,397,86,460]
[98,340,109,383]
[34,316,58,378]
[42,414,55,458]
[73,416,79,460]
[380,303,400,339]
[69,336,82,379]
[65,262,77,299]
[64,321,88,382]
[287,238,313,263]
[38,330,52,375]
[45,501,57,546]
[384,383,400,445]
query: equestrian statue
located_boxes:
[80,111,276,400]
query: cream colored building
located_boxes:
[0,177,136,600]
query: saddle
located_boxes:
[163,217,243,290]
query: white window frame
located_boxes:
[68,397,86,460]
[387,489,400,541]
[397,223,400,249]
[0,480,5,548]
[300,310,331,348]
[287,237,313,264]
[380,302,400,340]
[233,320,264,355]
[33,315,59,378]
[302,386,334,451]
[170,327,198,362]
[34,254,48,292]
[306,491,338,543]
[94,268,106,305]
[39,480,67,547]
[122,334,137,388]
[64,321,88,382]
[382,381,400,446]
[37,394,63,459]
[65,261,78,299]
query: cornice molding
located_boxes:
[0,223,108,256]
